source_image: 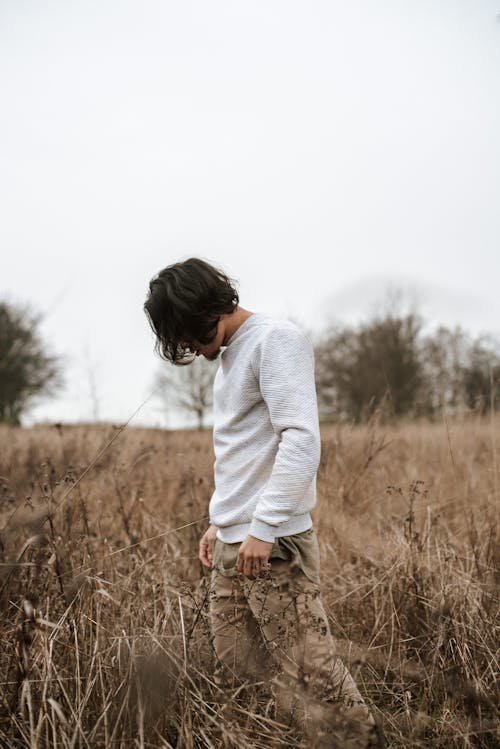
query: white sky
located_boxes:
[1,0,499,427]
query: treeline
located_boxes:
[2,297,500,426]
[314,312,500,423]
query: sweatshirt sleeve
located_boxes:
[248,324,321,543]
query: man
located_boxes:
[144,257,385,748]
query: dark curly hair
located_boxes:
[144,258,239,364]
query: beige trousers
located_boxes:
[209,557,375,744]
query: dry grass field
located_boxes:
[0,416,498,748]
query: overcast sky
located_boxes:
[1,0,499,427]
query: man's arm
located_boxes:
[248,324,321,543]
[236,326,320,579]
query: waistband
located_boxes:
[215,513,312,544]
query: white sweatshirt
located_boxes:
[209,313,321,544]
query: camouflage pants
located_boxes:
[209,557,375,741]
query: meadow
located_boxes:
[0,415,498,748]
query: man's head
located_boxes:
[144,257,239,364]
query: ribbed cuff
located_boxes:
[248,517,277,543]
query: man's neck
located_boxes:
[222,307,253,345]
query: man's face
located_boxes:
[183,319,226,361]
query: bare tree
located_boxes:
[154,357,218,429]
[462,334,500,414]
[418,326,469,416]
[0,300,62,424]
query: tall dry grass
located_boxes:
[0,415,498,748]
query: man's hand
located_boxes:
[237,535,274,580]
[199,524,218,568]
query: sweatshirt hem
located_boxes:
[215,513,313,544]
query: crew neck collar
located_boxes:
[224,312,262,347]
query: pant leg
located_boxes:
[243,558,375,739]
[209,568,267,690]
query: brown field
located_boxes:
[0,416,498,748]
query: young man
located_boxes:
[144,258,384,748]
